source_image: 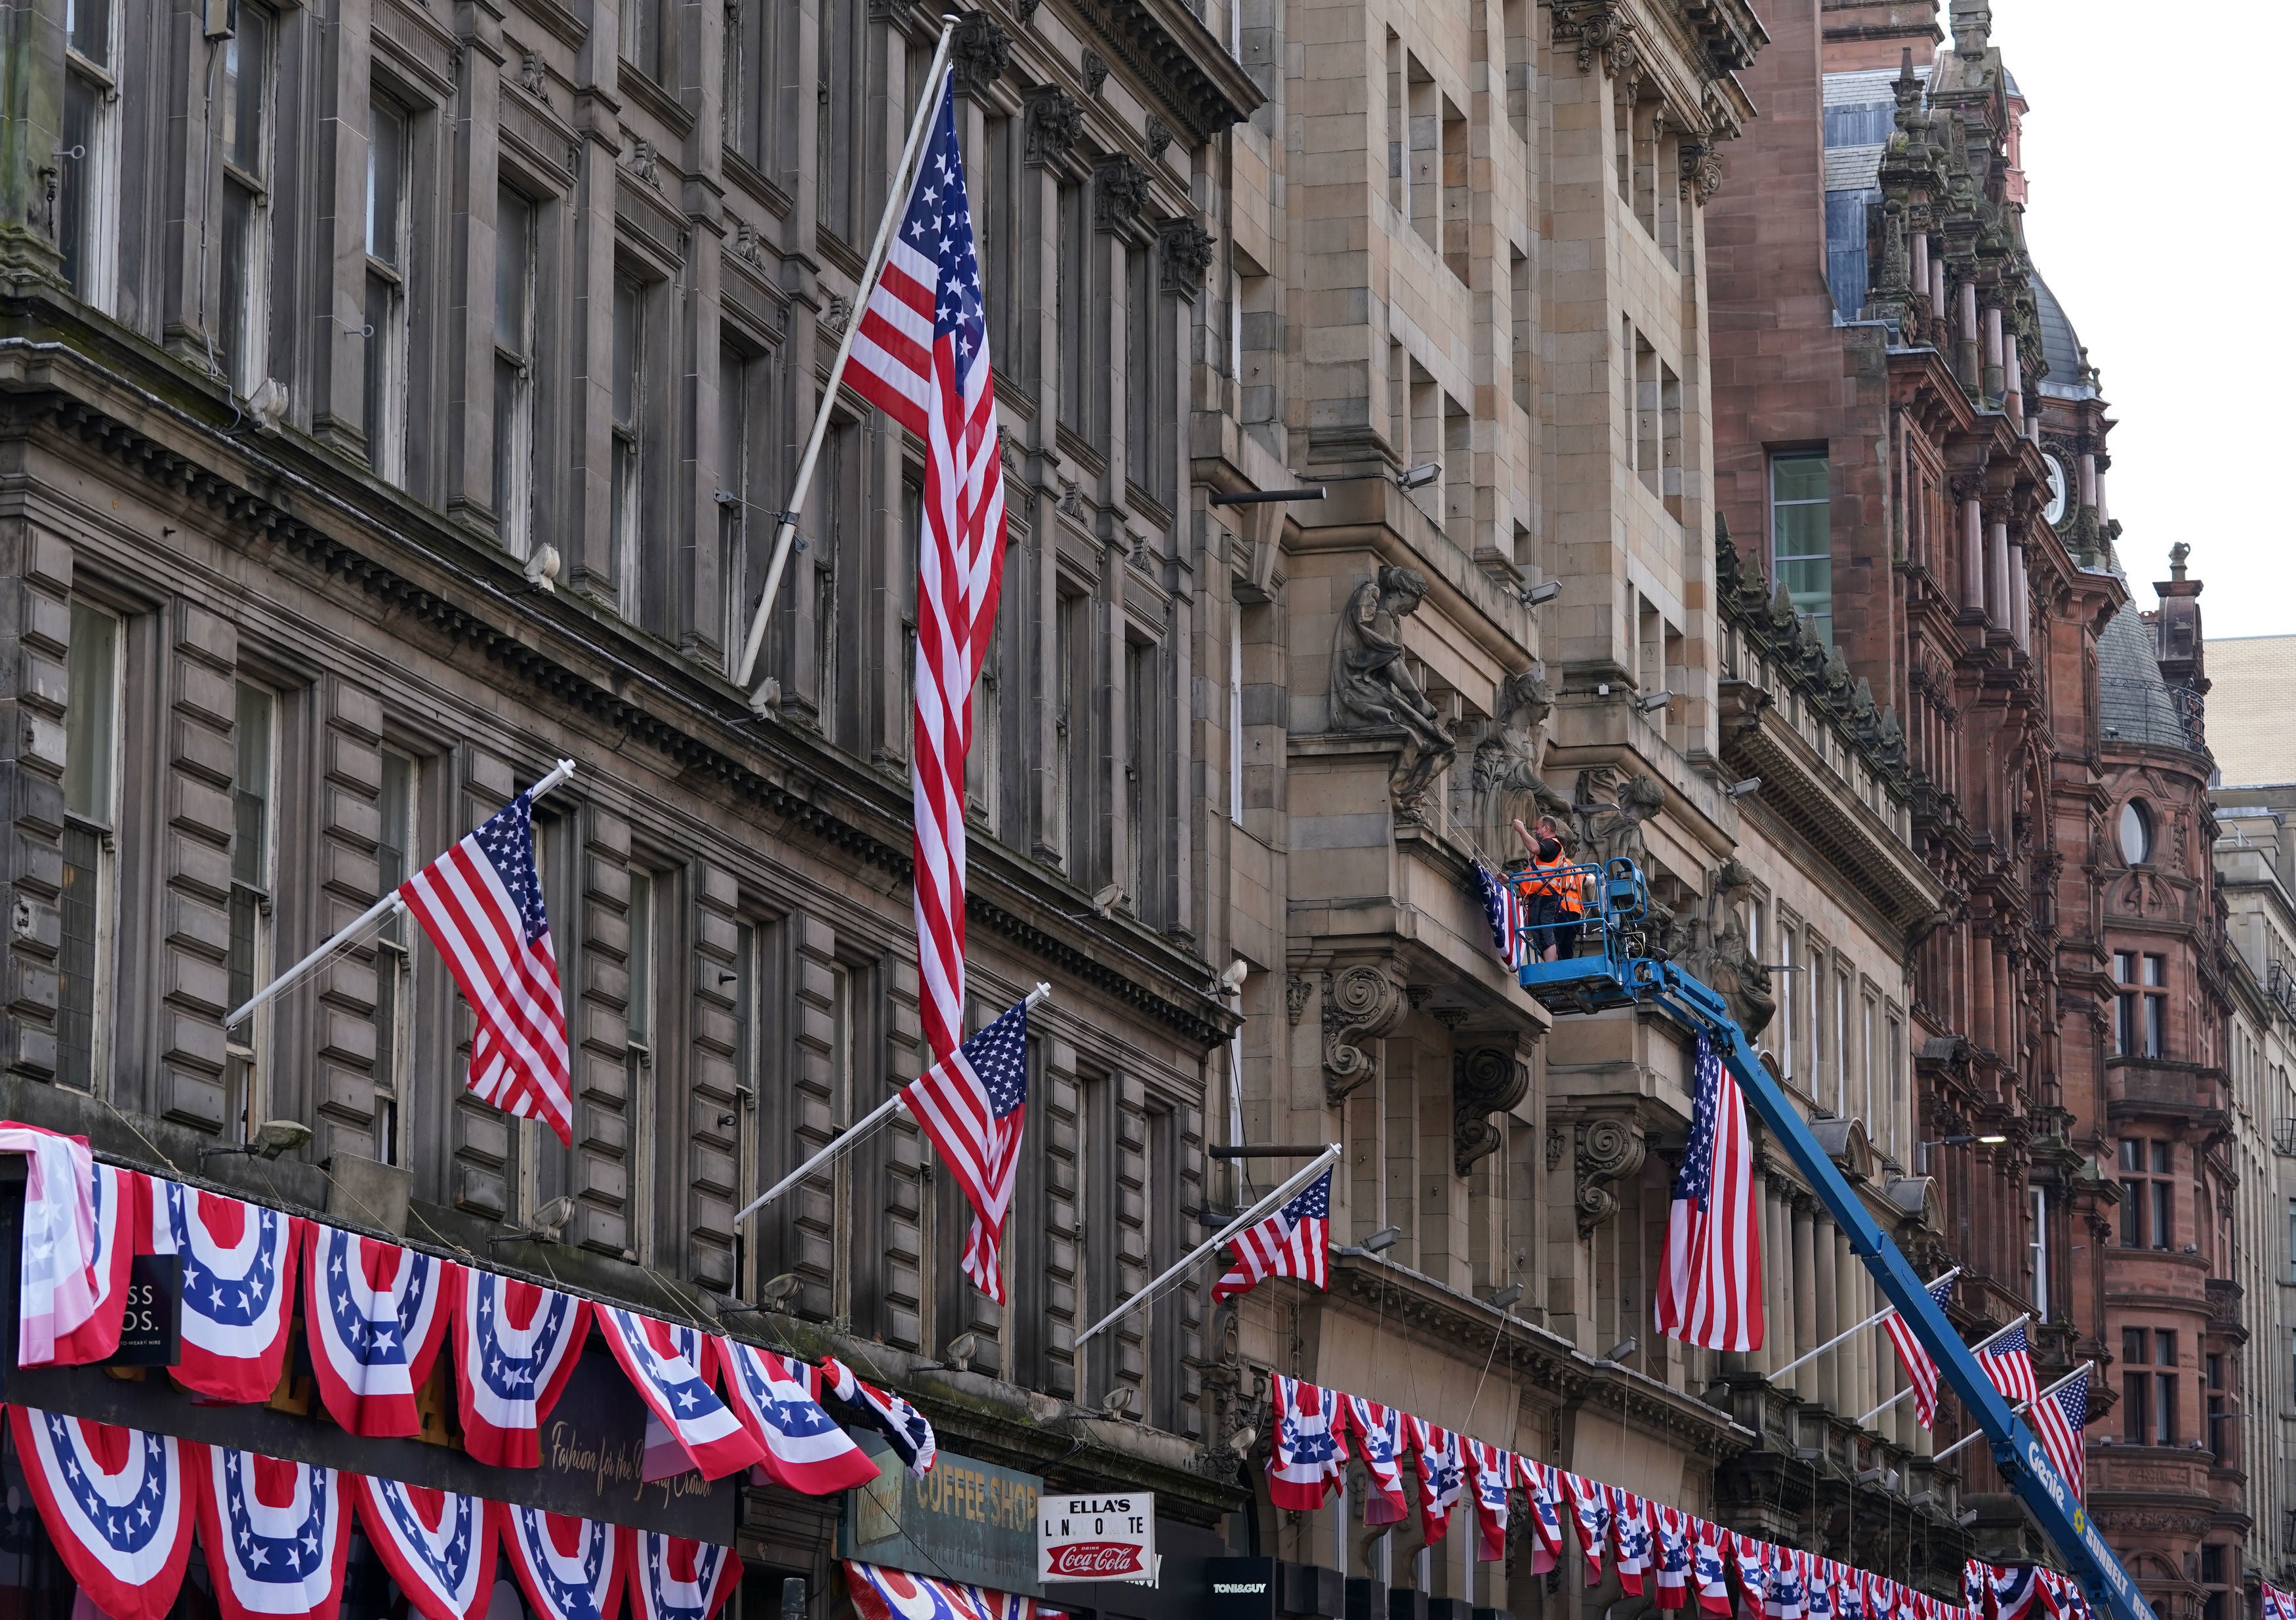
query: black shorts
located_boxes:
[1550,916,1582,957]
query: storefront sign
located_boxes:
[106,1255,180,1367]
[1203,1557,1277,1620]
[841,1432,1042,1598]
[1038,1491,1154,1584]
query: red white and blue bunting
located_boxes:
[818,1356,937,1478]
[306,1225,458,1437]
[1464,1439,1510,1564]
[1,1121,102,1365]
[498,1505,626,1620]
[1610,1487,1654,1596]
[152,1182,302,1403]
[623,1531,741,1620]
[1563,1470,1610,1585]
[1343,1396,1408,1527]
[1265,1377,1347,1512]
[51,1159,146,1366]
[592,1309,762,1482]
[192,1445,353,1620]
[1513,1455,1565,1574]
[353,1476,496,1620]
[714,1338,880,1495]
[7,1405,197,1620]
[1406,1418,1462,1547]
[455,1271,591,1468]
[843,1560,1038,1620]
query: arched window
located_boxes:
[2119,799,2152,865]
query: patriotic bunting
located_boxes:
[1344,1396,1409,1526]
[1465,1439,1511,1564]
[819,1355,938,1478]
[1473,862,1529,970]
[1610,1487,1654,1596]
[7,1406,197,1620]
[2264,1587,2295,1620]
[152,1181,302,1403]
[1991,1568,2043,1620]
[1,1121,102,1365]
[623,1531,741,1620]
[497,1507,625,1620]
[305,1224,457,1436]
[1410,1420,1464,1547]
[1267,1377,1348,1511]
[594,1309,763,1482]
[192,1446,352,1620]
[844,1560,1037,1620]
[1652,1507,1691,1611]
[1515,1457,1566,1575]
[1733,1533,1771,1620]
[352,1477,495,1620]
[52,1159,148,1366]
[1562,1471,1612,1585]
[456,1271,592,1468]
[1805,1557,1835,1620]
[1694,1522,1732,1616]
[1771,1544,1807,1620]
[1835,1566,1865,1620]
[714,1338,881,1495]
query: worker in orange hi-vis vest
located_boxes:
[1511,816,1581,963]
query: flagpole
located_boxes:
[1859,1310,2024,1425]
[224,758,579,1029]
[732,982,1051,1225]
[732,16,962,700]
[1075,1144,1340,1347]
[1933,1364,2084,1468]
[1772,1268,1961,1383]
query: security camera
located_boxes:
[201,1119,314,1162]
[1725,777,1762,799]
[1395,463,1441,491]
[1519,580,1562,606]
[1634,690,1675,713]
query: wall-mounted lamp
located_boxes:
[1519,580,1562,607]
[1634,690,1675,713]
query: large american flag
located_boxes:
[847,72,1009,1081]
[899,997,1029,1302]
[1978,1319,2039,1405]
[2029,1365,2089,1500]
[1655,1033,1763,1350]
[1882,1273,1958,1428]
[1212,1168,1331,1303]
[1473,862,1528,970]
[400,789,572,1146]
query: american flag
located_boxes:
[1882,1273,1959,1428]
[400,789,572,1146]
[899,997,1030,1302]
[1211,1168,1331,1303]
[1473,862,1528,970]
[1978,1319,2039,1405]
[2029,1365,2089,1500]
[2262,1584,2296,1620]
[1655,1033,1764,1350]
[847,72,1009,1082]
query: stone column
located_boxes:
[2078,452,2098,512]
[1959,491,1984,611]
[1957,280,1980,390]
[1814,1216,1839,1400]
[1793,1200,1818,1364]
[1986,512,2011,627]
[2009,541,2030,650]
[2003,340,2024,434]
[1982,304,2005,402]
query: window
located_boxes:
[2029,1185,2049,1319]
[2114,951,2167,1058]
[611,274,645,618]
[1055,183,1087,435]
[2120,1328,2177,1445]
[58,603,120,1094]
[216,7,274,393]
[365,96,412,481]
[373,751,415,1165]
[622,0,664,81]
[626,870,655,1257]
[1056,587,1087,870]
[1778,927,1795,1084]
[1126,638,1158,916]
[2120,799,2152,865]
[817,0,857,242]
[2286,1197,2295,1284]
[1229,610,1244,827]
[57,0,123,311]
[493,188,537,555]
[1835,966,1851,1117]
[1771,454,1832,642]
[226,682,276,1143]
[2206,1355,2230,1465]
[719,343,754,669]
[2120,1138,2173,1249]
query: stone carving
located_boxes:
[1573,768,1664,871]
[624,136,663,190]
[1321,963,1405,1103]
[1057,480,1087,520]
[1027,89,1085,167]
[823,293,852,336]
[1145,114,1173,161]
[1160,218,1214,297]
[1015,0,1040,23]
[1676,859,1776,1039]
[1468,667,1570,837]
[1084,50,1111,98]
[1549,1,1634,77]
[732,221,769,271]
[1546,1126,1568,1171]
[1573,1111,1645,1235]
[951,14,1011,98]
[514,50,550,106]
[1286,974,1311,1024]
[1453,1045,1530,1174]
[1332,567,1456,825]
[1096,157,1154,232]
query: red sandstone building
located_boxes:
[1710,0,2240,1610]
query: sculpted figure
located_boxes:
[1574,770,1665,870]
[1332,566,1456,820]
[1684,859,1776,1039]
[1470,668,1570,834]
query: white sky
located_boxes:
[1992,0,2295,639]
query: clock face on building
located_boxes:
[2042,454,2068,526]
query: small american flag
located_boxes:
[1882,1273,1958,1428]
[400,789,572,1146]
[847,72,1009,1081]
[1211,1168,1331,1303]
[1473,863,1527,970]
[1655,1033,1764,1350]
[1978,1319,2039,1405]
[2029,1365,2088,1499]
[900,997,1030,1303]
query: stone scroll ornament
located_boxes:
[304,1223,459,1437]
[499,1507,626,1620]
[7,1407,197,1620]
[1320,963,1406,1102]
[150,1181,304,1404]
[353,1477,497,1620]
[192,1446,354,1620]
[1453,1045,1530,1174]
[455,1272,592,1468]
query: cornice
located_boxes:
[1059,0,1264,145]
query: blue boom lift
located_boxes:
[1513,858,2145,1620]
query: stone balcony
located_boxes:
[2103,1057,2229,1132]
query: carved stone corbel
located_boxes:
[1026,89,1084,168]
[950,14,1010,100]
[1573,1110,1647,1236]
[1454,1043,1530,1174]
[1321,963,1406,1103]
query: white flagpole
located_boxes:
[733,983,1051,1225]
[1772,1268,1962,1382]
[1860,1308,2024,1425]
[224,758,579,1029]
[1075,1144,1341,1347]
[732,16,961,699]
[1931,1361,2089,1464]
